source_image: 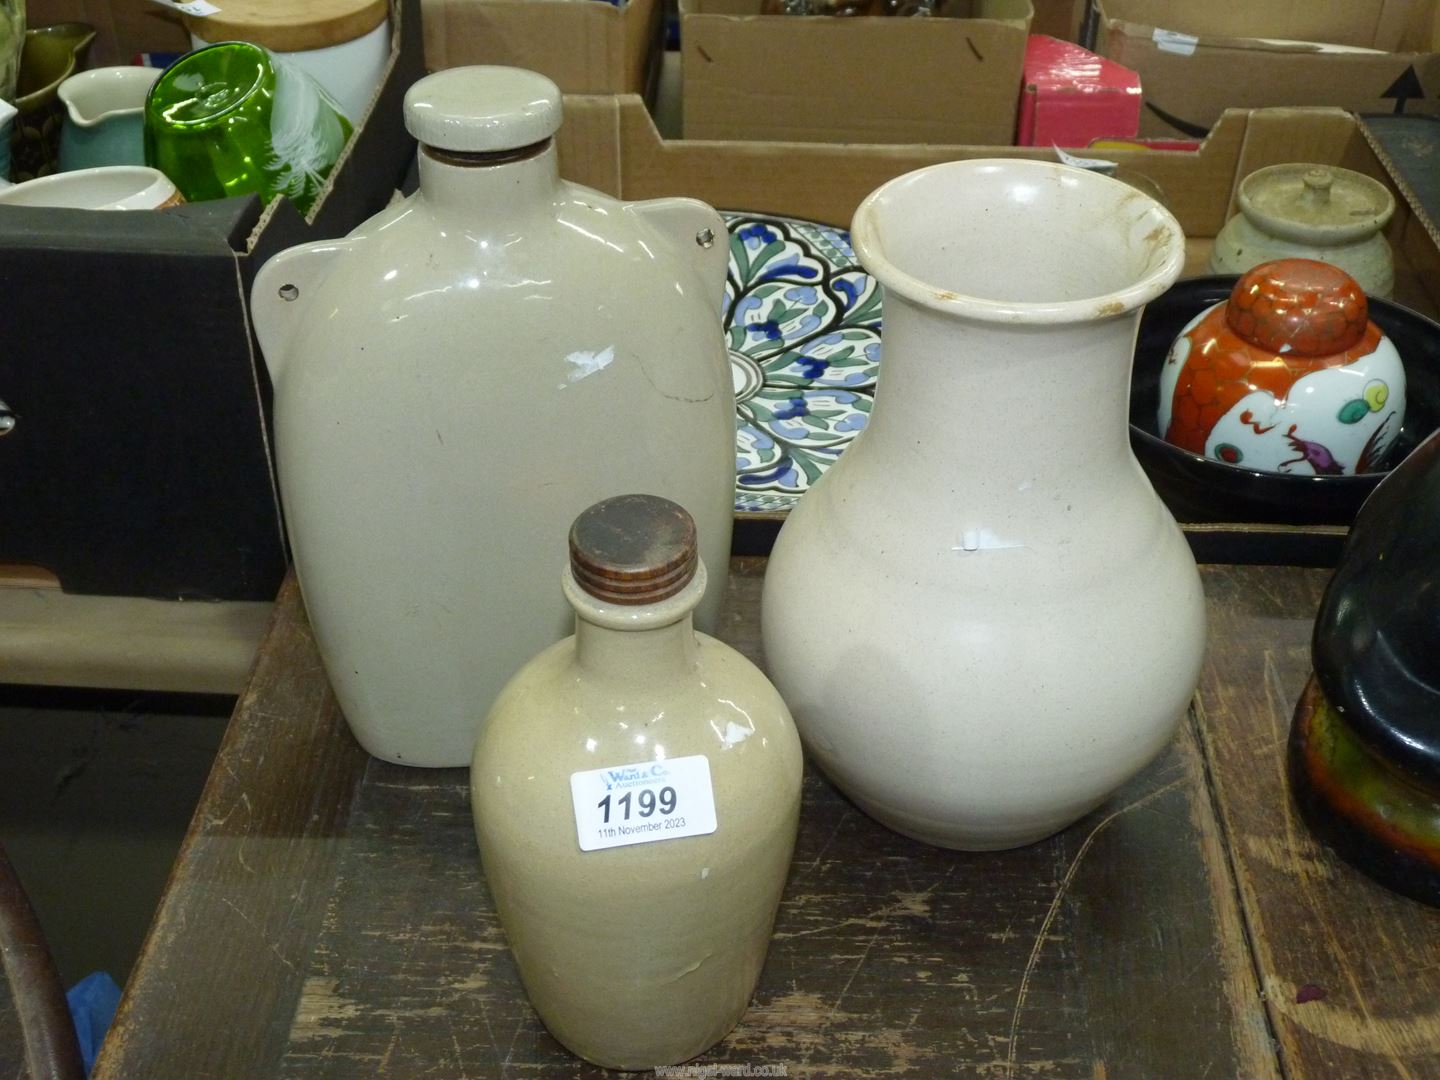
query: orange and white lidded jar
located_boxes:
[1159,258,1405,476]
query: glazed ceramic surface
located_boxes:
[11,22,95,181]
[252,67,736,767]
[0,97,14,183]
[1313,428,1440,788]
[724,212,879,514]
[1158,260,1405,477]
[1289,429,1440,906]
[145,41,352,216]
[0,0,20,103]
[761,159,1206,850]
[1211,164,1395,297]
[1130,276,1440,526]
[472,497,801,1069]
[58,66,160,171]
[0,163,180,208]
[1290,679,1440,907]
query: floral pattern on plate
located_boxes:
[723,212,882,514]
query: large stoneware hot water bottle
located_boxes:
[252,68,736,766]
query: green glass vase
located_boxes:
[144,41,352,217]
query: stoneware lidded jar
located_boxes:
[1160,258,1405,476]
[762,160,1207,851]
[1210,163,1396,297]
[251,68,736,767]
[472,495,803,1069]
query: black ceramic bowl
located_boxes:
[1129,276,1440,525]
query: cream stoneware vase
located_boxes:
[472,495,802,1070]
[761,159,1207,850]
[251,68,736,767]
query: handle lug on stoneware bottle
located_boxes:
[626,198,728,317]
[251,240,355,382]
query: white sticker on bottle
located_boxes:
[1152,28,1199,56]
[570,755,717,852]
[147,0,222,17]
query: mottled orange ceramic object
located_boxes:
[1159,259,1402,475]
[1225,259,1369,356]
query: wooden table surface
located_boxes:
[93,560,1440,1079]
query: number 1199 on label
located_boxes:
[597,785,677,823]
[571,755,717,852]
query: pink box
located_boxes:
[1017,34,1141,148]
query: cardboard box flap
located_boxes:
[681,0,1032,144]
[243,0,419,254]
[1096,0,1440,139]
[1105,20,1398,56]
[1362,114,1440,275]
[421,0,661,96]
[561,94,1312,238]
[687,0,1027,19]
[0,201,258,256]
[1096,0,1420,51]
[1365,118,1440,239]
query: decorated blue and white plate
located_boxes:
[722,212,882,515]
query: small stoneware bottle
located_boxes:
[471,495,803,1070]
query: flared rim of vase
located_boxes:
[850,158,1186,326]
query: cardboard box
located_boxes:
[1017,34,1141,146]
[421,0,662,95]
[0,0,424,602]
[554,95,1440,564]
[1030,0,1086,41]
[680,0,1033,144]
[24,0,191,67]
[1095,0,1440,139]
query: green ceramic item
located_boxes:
[11,21,95,182]
[144,41,352,217]
[0,0,22,102]
[1289,428,1440,906]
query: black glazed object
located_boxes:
[1130,276,1440,525]
[1313,429,1440,789]
[1287,429,1440,905]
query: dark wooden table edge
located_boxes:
[97,561,1365,1079]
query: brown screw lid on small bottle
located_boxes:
[569,494,699,606]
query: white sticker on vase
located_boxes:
[570,754,718,852]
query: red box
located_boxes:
[1017,34,1141,147]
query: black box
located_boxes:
[0,0,422,601]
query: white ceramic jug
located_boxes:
[57,66,161,171]
[761,159,1207,850]
[251,67,736,767]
